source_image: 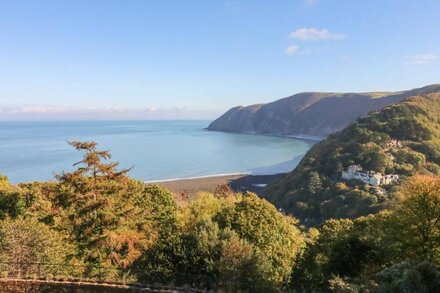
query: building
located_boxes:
[341,165,399,186]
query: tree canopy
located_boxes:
[1,141,440,291]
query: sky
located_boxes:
[0,0,439,120]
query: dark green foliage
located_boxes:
[327,236,375,277]
[375,261,440,293]
[291,174,440,291]
[216,193,303,288]
[307,171,323,194]
[292,217,388,290]
[132,185,181,282]
[172,192,304,291]
[0,185,27,220]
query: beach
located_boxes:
[148,173,285,199]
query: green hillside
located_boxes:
[266,92,440,226]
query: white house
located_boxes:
[341,165,399,186]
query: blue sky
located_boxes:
[0,0,439,120]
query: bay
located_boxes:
[0,120,312,183]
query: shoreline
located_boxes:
[147,173,286,199]
[143,172,250,184]
[286,134,323,141]
[205,128,324,142]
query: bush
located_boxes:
[376,261,440,293]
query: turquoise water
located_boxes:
[0,121,312,183]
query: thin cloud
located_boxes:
[285,45,300,55]
[145,106,158,112]
[0,105,220,120]
[406,54,438,65]
[289,28,346,41]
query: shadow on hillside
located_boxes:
[228,173,286,198]
[248,154,304,175]
[227,154,305,197]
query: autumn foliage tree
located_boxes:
[52,141,154,276]
[388,175,440,263]
[0,218,74,275]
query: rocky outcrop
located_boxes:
[208,84,440,137]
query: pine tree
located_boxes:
[308,171,323,195]
[54,141,140,276]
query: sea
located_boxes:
[0,120,314,183]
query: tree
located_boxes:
[53,141,150,277]
[308,171,323,195]
[292,219,354,289]
[375,261,440,293]
[0,217,75,276]
[133,185,181,283]
[178,219,222,287]
[0,175,8,189]
[68,141,130,178]
[217,230,257,291]
[217,192,304,289]
[0,184,26,220]
[387,175,440,263]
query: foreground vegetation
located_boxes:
[1,141,440,291]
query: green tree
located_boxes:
[0,184,27,220]
[375,261,440,293]
[178,219,222,286]
[308,171,323,195]
[217,192,304,289]
[133,185,181,282]
[217,229,257,291]
[53,141,151,277]
[0,175,8,188]
[387,175,440,263]
[292,219,354,289]
[0,217,75,275]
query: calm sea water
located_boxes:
[0,121,312,183]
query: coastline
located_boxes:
[143,129,312,198]
[143,172,250,184]
[143,129,316,198]
[205,128,324,142]
[286,134,323,141]
[147,173,285,199]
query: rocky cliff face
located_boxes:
[208,85,440,137]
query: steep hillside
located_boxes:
[265,91,440,226]
[208,85,440,137]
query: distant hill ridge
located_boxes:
[208,84,440,137]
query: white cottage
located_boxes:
[341,165,399,186]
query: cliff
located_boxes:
[208,85,440,137]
